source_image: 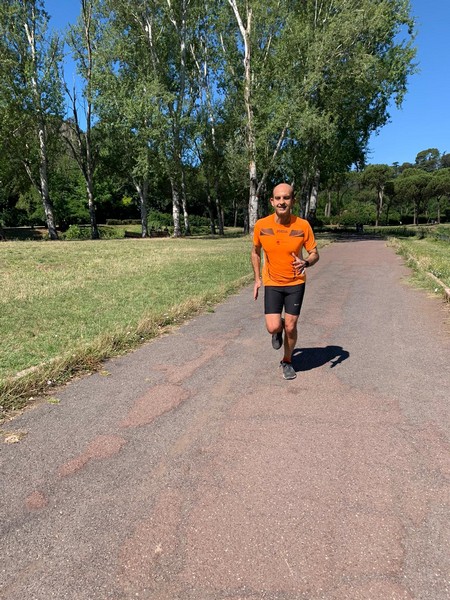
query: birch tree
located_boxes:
[0,0,63,239]
[222,0,291,231]
[190,1,225,235]
[65,0,102,239]
[93,0,166,237]
[100,0,200,237]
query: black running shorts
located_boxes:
[264,284,305,316]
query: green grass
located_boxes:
[390,235,450,295]
[0,236,254,414]
[364,223,450,239]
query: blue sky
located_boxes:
[46,0,449,167]
[367,0,450,166]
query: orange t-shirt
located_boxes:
[253,214,316,286]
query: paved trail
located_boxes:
[1,240,449,600]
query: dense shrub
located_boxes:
[336,202,376,226]
[99,226,125,239]
[62,225,92,240]
[105,219,141,225]
[148,211,173,229]
[188,214,210,227]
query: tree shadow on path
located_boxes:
[292,345,350,372]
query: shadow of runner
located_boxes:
[292,346,350,372]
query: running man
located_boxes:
[251,183,319,379]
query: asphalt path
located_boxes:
[1,239,450,600]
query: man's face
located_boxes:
[270,186,294,217]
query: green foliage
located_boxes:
[14,189,44,226]
[105,219,142,226]
[0,0,427,233]
[98,226,125,239]
[148,211,173,230]
[415,148,440,172]
[395,168,432,224]
[278,0,417,191]
[60,223,127,240]
[61,225,92,240]
[361,165,394,189]
[427,168,450,198]
[0,0,64,238]
[336,201,376,226]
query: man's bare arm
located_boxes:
[251,244,262,300]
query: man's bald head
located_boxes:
[272,183,294,199]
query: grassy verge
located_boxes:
[362,223,450,239]
[390,235,450,297]
[1,236,254,415]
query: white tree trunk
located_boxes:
[181,167,191,235]
[170,175,182,237]
[214,177,224,235]
[228,0,259,232]
[83,0,99,240]
[308,169,320,221]
[248,159,259,231]
[135,178,149,237]
[86,177,99,239]
[325,190,332,218]
[37,123,58,240]
[375,186,384,227]
[25,12,58,240]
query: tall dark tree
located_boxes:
[395,168,431,225]
[427,168,450,224]
[361,165,394,226]
[415,148,441,172]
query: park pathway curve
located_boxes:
[1,239,450,600]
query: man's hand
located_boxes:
[291,253,308,275]
[253,278,262,300]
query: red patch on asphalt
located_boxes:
[58,435,127,477]
[120,384,190,428]
[155,330,240,384]
[25,491,48,510]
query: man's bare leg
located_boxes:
[277,313,299,379]
[282,313,299,362]
[265,313,284,349]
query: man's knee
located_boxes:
[267,323,284,335]
[265,316,283,334]
[284,318,299,335]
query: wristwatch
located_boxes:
[303,260,310,268]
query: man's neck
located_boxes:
[274,213,292,226]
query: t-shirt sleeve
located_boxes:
[253,222,261,247]
[303,222,317,253]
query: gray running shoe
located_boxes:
[271,318,284,350]
[280,361,296,380]
[272,330,283,350]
